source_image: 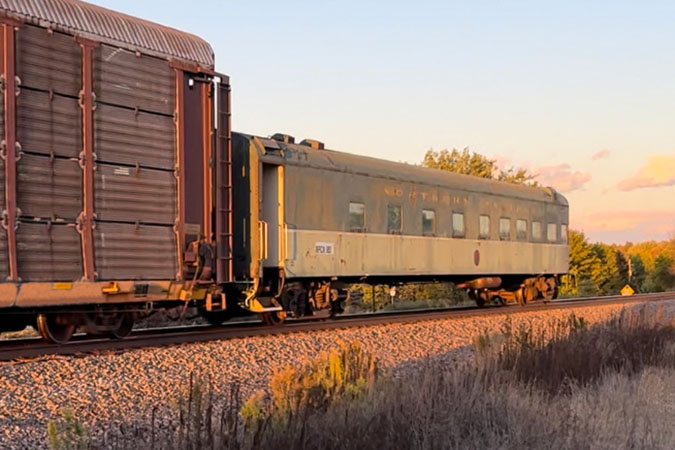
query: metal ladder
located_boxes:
[215,77,233,284]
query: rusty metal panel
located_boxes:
[17,154,82,221]
[16,221,83,281]
[0,227,7,280]
[94,44,175,115]
[17,89,81,158]
[94,222,177,280]
[0,0,214,69]
[94,164,176,225]
[16,24,81,96]
[94,103,175,170]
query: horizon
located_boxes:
[89,0,675,245]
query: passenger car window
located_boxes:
[452,212,465,238]
[547,223,557,242]
[499,218,511,240]
[388,205,402,234]
[479,215,490,239]
[422,210,435,235]
[532,221,543,241]
[561,224,569,244]
[516,219,528,240]
[349,202,365,231]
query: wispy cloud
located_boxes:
[618,155,675,191]
[591,149,611,160]
[572,209,675,240]
[535,164,592,193]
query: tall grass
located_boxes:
[47,304,675,450]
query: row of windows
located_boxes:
[349,202,568,243]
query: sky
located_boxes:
[91,0,675,244]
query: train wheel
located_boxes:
[110,313,135,339]
[37,314,76,344]
[516,288,526,306]
[261,311,286,326]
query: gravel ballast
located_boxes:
[1,300,673,449]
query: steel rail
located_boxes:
[0,292,672,362]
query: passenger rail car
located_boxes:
[0,0,569,342]
[232,134,569,323]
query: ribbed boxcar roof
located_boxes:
[252,134,568,206]
[0,0,214,68]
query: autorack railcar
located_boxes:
[0,0,569,342]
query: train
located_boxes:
[0,0,569,342]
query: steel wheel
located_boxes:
[110,313,135,339]
[37,314,76,344]
[261,311,286,326]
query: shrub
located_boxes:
[47,409,89,450]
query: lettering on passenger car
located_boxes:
[315,242,335,255]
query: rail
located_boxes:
[0,292,672,362]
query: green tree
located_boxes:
[422,148,538,186]
[562,230,600,296]
[628,254,647,292]
[591,244,628,295]
[644,254,675,292]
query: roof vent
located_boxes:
[270,133,295,144]
[300,139,325,150]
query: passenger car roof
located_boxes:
[246,133,568,206]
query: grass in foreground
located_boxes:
[47,304,675,450]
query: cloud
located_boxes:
[618,155,675,191]
[535,164,592,193]
[572,209,675,243]
[591,149,611,160]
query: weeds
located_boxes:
[45,304,675,450]
[47,409,89,450]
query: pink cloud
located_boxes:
[618,155,675,191]
[535,164,592,193]
[572,210,675,239]
[591,149,611,160]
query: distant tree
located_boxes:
[628,254,647,292]
[591,244,627,296]
[561,230,600,296]
[422,148,538,186]
[644,254,675,292]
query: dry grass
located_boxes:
[46,304,675,450]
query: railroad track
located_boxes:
[0,292,672,362]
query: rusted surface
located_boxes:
[16,221,83,281]
[16,24,81,96]
[0,0,214,68]
[174,69,185,281]
[94,44,175,116]
[94,222,177,280]
[79,39,95,281]
[2,22,18,281]
[201,81,212,241]
[17,154,82,220]
[17,89,81,158]
[0,227,7,280]
[94,164,176,225]
[94,102,175,170]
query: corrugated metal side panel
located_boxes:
[0,227,7,280]
[0,89,4,212]
[94,103,175,170]
[17,89,81,158]
[94,222,177,280]
[17,154,82,221]
[94,164,176,225]
[16,24,81,96]
[0,0,214,68]
[17,222,83,281]
[94,44,175,116]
